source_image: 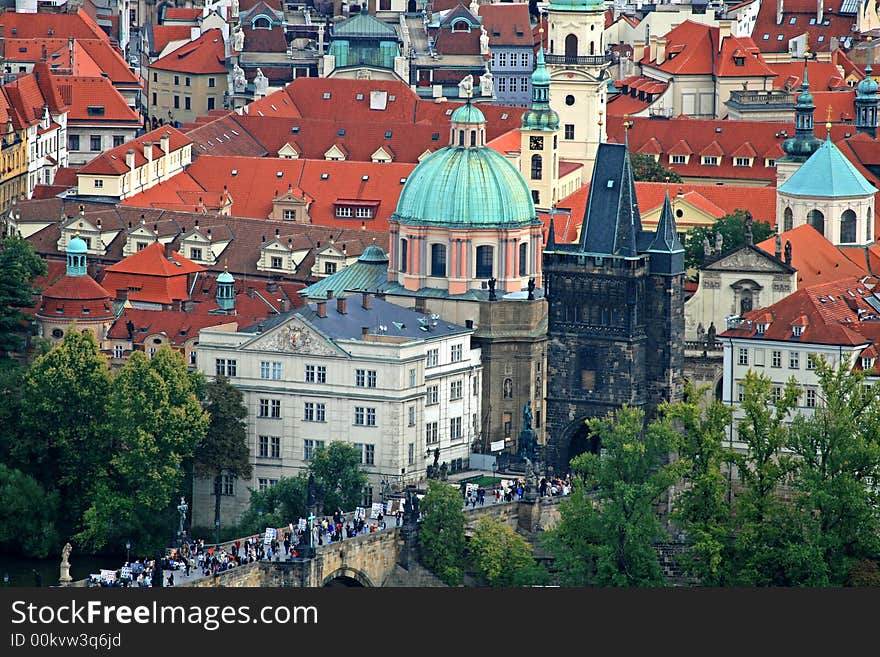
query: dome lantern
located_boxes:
[66,234,88,276]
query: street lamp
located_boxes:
[125,540,131,565]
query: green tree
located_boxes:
[468,516,547,586]
[195,374,252,544]
[15,329,112,539]
[419,480,466,586]
[630,152,683,183]
[0,463,59,558]
[308,442,368,513]
[663,385,734,585]
[0,236,47,354]
[728,370,828,586]
[77,348,209,551]
[0,357,25,463]
[547,405,683,586]
[684,210,774,271]
[235,475,308,537]
[786,357,880,585]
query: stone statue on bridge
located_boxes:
[59,542,73,584]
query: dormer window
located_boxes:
[734,56,745,66]
[756,323,769,335]
[701,156,719,166]
[451,19,470,33]
[792,325,804,337]
[862,357,875,371]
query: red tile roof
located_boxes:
[76,39,140,87]
[720,276,875,346]
[37,273,115,320]
[78,125,192,175]
[477,4,534,47]
[771,60,852,91]
[150,28,227,75]
[151,25,196,54]
[0,8,106,40]
[60,76,140,125]
[752,0,854,53]
[642,21,775,78]
[242,25,288,53]
[105,240,205,276]
[756,224,870,288]
[101,242,205,304]
[163,8,202,21]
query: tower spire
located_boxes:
[646,190,685,276]
[856,37,879,138]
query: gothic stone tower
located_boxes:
[543,142,685,472]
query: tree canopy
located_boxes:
[630,152,683,183]
[468,517,547,586]
[419,480,466,586]
[308,442,368,513]
[0,237,47,354]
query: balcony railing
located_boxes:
[544,53,612,66]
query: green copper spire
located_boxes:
[782,53,822,161]
[857,39,879,138]
[521,45,559,131]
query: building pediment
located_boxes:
[243,316,341,356]
[702,244,795,274]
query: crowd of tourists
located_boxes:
[463,475,572,508]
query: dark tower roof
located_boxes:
[646,191,685,276]
[578,143,643,258]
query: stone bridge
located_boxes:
[185,497,563,588]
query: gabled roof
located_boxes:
[299,244,389,299]
[104,241,206,277]
[78,125,192,176]
[60,76,140,125]
[150,28,227,75]
[477,4,534,47]
[0,8,107,40]
[150,25,195,55]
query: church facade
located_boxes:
[543,142,685,472]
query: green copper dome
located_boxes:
[450,103,486,124]
[67,235,87,254]
[778,135,876,197]
[393,147,536,228]
[548,0,604,10]
[217,269,235,283]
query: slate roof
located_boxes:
[299,244,389,299]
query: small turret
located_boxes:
[216,267,235,311]
[66,234,87,276]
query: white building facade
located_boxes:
[192,293,481,527]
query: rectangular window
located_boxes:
[427,348,439,368]
[355,407,364,425]
[271,435,280,458]
[114,344,123,359]
[408,405,416,427]
[184,97,191,111]
[564,124,575,140]
[806,354,817,370]
[772,386,782,404]
[317,366,326,383]
[113,135,125,147]
[272,362,282,380]
[499,52,507,67]
[367,408,376,426]
[209,78,216,88]
[324,262,337,275]
[260,361,271,380]
[304,439,315,461]
[271,256,283,269]
[450,379,463,400]
[771,350,782,368]
[409,368,416,387]
[258,435,269,458]
[737,384,744,403]
[734,157,751,167]
[174,75,179,85]
[806,388,817,408]
[671,154,686,164]
[364,443,375,465]
[185,77,191,87]
[408,443,415,465]
[738,347,749,366]
[316,403,325,422]
[368,370,377,387]
[355,369,377,387]
[335,206,352,217]
[271,399,280,418]
[790,352,800,369]
[355,207,372,218]
[283,209,296,220]
[259,399,269,417]
[535,409,541,429]
[304,402,315,421]
[174,95,180,109]
[216,358,237,376]
[450,416,462,440]
[221,474,234,496]
[189,247,202,261]
[207,97,215,111]
[259,478,269,492]
[90,135,101,151]
[305,364,315,382]
[152,92,157,106]
[451,344,463,362]
[153,72,158,82]
[426,421,438,444]
[68,134,80,150]
[702,156,719,166]
[503,412,512,438]
[427,384,439,405]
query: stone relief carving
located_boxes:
[704,248,790,273]
[250,321,337,355]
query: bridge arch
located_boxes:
[322,567,374,588]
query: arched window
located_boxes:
[531,154,542,180]
[476,245,493,278]
[565,34,578,59]
[430,243,446,277]
[253,16,270,28]
[519,242,528,276]
[841,209,857,243]
[590,41,595,55]
[807,209,825,235]
[458,130,464,147]
[451,19,469,33]
[470,130,476,147]
[503,378,513,399]
[868,208,873,241]
[399,238,408,273]
[784,207,793,231]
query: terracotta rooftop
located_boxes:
[150,28,227,75]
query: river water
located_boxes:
[0,553,124,588]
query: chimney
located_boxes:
[279,298,289,313]
[777,0,784,25]
[361,326,369,338]
[718,20,732,46]
[326,289,334,299]
[336,296,347,314]
[655,36,666,65]
[160,133,170,154]
[817,0,823,23]
[361,291,371,310]
[316,300,327,318]
[126,149,135,172]
[143,142,153,163]
[465,319,474,329]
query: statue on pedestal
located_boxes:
[232,64,246,93]
[527,277,535,300]
[479,24,490,55]
[458,74,474,99]
[517,399,538,462]
[480,62,494,97]
[177,497,188,537]
[59,542,73,584]
[488,276,497,301]
[233,27,245,53]
[715,231,724,254]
